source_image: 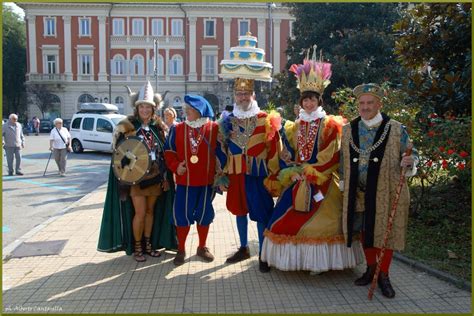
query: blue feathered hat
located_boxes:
[184,95,214,118]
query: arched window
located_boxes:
[130,54,144,75]
[169,55,183,75]
[112,54,126,75]
[115,96,125,114]
[77,94,95,110]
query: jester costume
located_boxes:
[164,95,225,265]
[261,109,364,272]
[218,96,281,265]
[261,47,363,272]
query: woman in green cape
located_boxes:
[97,81,177,261]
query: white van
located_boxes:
[70,103,126,153]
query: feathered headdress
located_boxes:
[289,45,332,95]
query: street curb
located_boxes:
[394,252,471,292]
[2,183,108,261]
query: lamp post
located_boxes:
[153,38,159,94]
[267,3,276,91]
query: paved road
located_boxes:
[2,134,111,247]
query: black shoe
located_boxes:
[226,246,250,263]
[15,171,24,176]
[378,272,396,298]
[7,172,13,176]
[258,256,271,273]
[173,251,186,266]
[354,264,376,286]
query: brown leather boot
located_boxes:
[196,247,214,262]
[226,246,250,263]
[378,271,396,298]
[173,251,186,266]
[354,264,376,286]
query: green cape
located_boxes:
[97,164,177,255]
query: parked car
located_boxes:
[39,119,53,133]
[70,103,125,153]
[63,119,72,131]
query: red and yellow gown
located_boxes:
[261,113,364,272]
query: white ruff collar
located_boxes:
[185,117,209,128]
[361,112,382,128]
[299,106,326,122]
[233,100,260,119]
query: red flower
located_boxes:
[447,149,455,155]
[439,146,445,152]
[460,151,469,158]
[428,113,438,119]
[427,130,435,137]
[457,163,465,170]
[428,122,435,127]
[426,160,433,167]
[441,160,448,169]
[447,139,453,145]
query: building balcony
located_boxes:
[202,74,219,82]
[110,35,185,49]
[27,73,67,82]
[111,74,166,82]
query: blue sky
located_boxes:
[5,2,25,18]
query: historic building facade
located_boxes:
[19,2,294,119]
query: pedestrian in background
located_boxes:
[2,113,25,176]
[163,107,178,133]
[49,118,72,176]
[32,116,40,135]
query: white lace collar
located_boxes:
[232,100,261,119]
[361,112,382,128]
[299,106,326,122]
[185,117,209,128]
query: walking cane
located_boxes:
[368,143,413,300]
[43,150,53,176]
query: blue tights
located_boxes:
[236,215,266,255]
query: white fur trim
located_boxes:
[261,239,365,272]
[299,106,326,122]
[361,112,383,128]
[185,117,209,128]
[233,100,260,119]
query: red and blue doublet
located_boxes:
[164,120,225,227]
[218,111,281,225]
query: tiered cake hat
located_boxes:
[219,32,273,82]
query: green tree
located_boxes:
[393,3,471,116]
[2,5,27,120]
[271,3,402,113]
[26,84,56,119]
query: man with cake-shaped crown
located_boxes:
[218,32,282,273]
[260,46,364,273]
[164,95,226,266]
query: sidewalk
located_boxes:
[2,185,471,314]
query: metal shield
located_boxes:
[112,136,151,185]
